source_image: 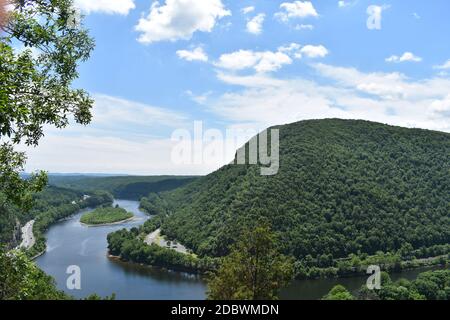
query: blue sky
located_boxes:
[22,0,450,175]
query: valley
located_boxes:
[2,120,449,300]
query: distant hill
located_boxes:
[49,175,199,200]
[148,119,449,261]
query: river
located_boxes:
[35,199,206,300]
[35,199,442,300]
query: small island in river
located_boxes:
[80,206,134,226]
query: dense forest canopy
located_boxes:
[141,119,449,263]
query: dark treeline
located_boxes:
[50,175,198,200]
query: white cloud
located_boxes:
[434,59,450,70]
[246,13,265,35]
[430,95,450,117]
[90,94,188,130]
[176,47,208,62]
[413,12,421,19]
[185,90,212,104]
[295,24,314,30]
[241,6,255,14]
[386,52,422,63]
[275,1,318,22]
[278,43,328,59]
[215,49,293,73]
[255,51,293,73]
[301,45,329,58]
[74,0,135,15]
[215,50,262,71]
[215,43,329,73]
[211,64,450,133]
[278,43,302,58]
[338,1,357,8]
[135,0,231,44]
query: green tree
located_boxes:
[0,247,69,300]
[322,285,355,300]
[0,0,94,209]
[207,225,294,300]
[0,0,94,300]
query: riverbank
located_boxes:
[80,216,137,227]
[80,206,134,226]
[24,191,115,259]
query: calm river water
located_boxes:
[36,199,441,300]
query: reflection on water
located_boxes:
[109,258,203,284]
[281,265,445,300]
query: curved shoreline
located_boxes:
[30,249,46,261]
[80,216,137,227]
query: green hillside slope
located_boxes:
[150,119,449,262]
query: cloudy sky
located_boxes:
[21,0,450,175]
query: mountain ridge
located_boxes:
[141,119,449,262]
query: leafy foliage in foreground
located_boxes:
[0,0,94,209]
[0,247,116,300]
[207,226,294,300]
[150,120,449,267]
[0,248,68,300]
[322,285,354,300]
[80,206,133,225]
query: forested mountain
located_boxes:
[49,175,198,200]
[142,119,449,265]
